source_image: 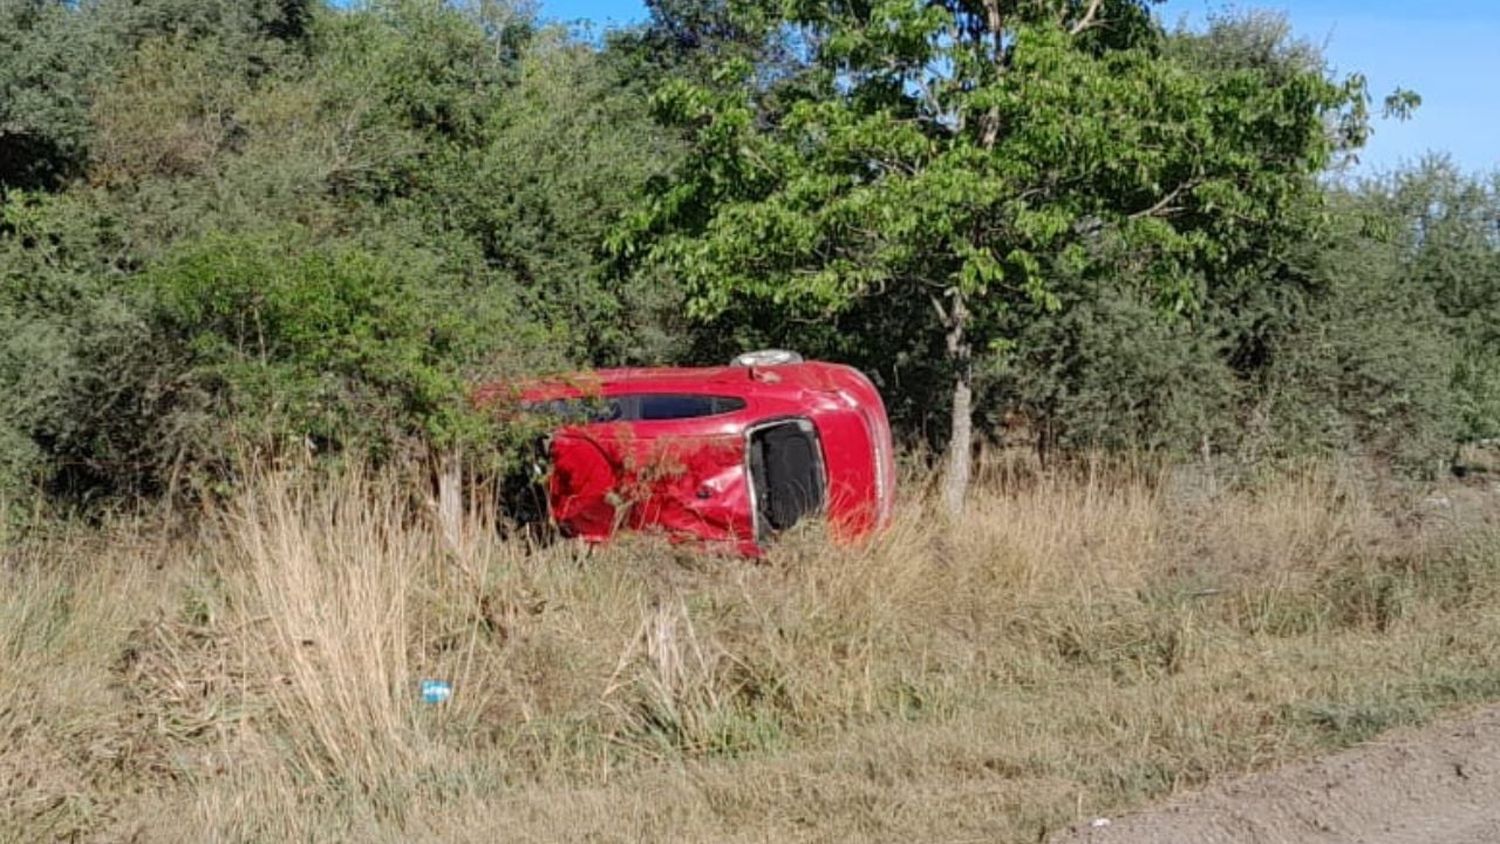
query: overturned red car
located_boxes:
[476,352,896,556]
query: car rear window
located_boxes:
[528,394,746,423]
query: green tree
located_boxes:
[606,0,802,87]
[1383,159,1500,443]
[0,0,313,192]
[414,30,686,364]
[0,1,115,190]
[619,0,1370,512]
[1250,191,1460,473]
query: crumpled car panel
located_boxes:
[548,426,756,554]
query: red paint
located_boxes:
[474,362,896,555]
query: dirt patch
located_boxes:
[1053,705,1500,844]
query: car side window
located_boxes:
[634,394,746,420]
[531,397,622,423]
[528,394,746,423]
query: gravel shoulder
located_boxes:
[1052,705,1500,844]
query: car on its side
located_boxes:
[475,352,896,556]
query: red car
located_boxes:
[476,352,896,556]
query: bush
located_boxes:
[1250,213,1461,473]
[140,230,551,474]
[989,283,1240,457]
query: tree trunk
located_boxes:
[941,0,1000,517]
[436,447,464,555]
[942,294,973,518]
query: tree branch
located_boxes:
[1069,0,1104,36]
[929,293,951,327]
[1129,181,1197,220]
[979,0,1005,148]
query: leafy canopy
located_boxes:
[620,0,1368,365]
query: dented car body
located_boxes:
[477,359,896,556]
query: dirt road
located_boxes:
[1053,705,1500,844]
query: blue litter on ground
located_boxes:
[420,679,452,704]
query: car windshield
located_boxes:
[527,394,746,423]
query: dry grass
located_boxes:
[3,461,1500,842]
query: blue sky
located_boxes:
[539,0,1499,176]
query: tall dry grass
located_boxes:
[3,461,1499,841]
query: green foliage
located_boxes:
[0,0,1496,505]
[0,1,116,190]
[0,189,167,498]
[142,231,528,458]
[1253,207,1460,472]
[0,0,310,192]
[412,31,686,363]
[0,1,676,501]
[1385,160,1500,443]
[624,5,1356,319]
[311,0,524,144]
[615,1,1376,488]
[991,284,1240,455]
